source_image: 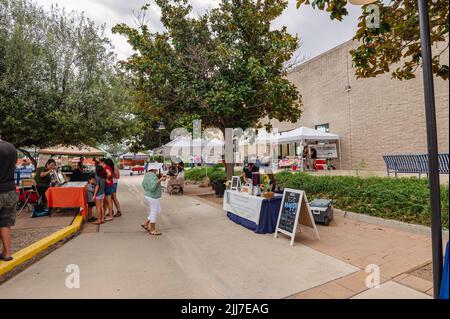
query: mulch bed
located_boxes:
[9,226,65,252]
[0,230,80,285]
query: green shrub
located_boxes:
[276,172,449,228]
[212,163,225,170]
[185,166,240,182]
[151,156,171,163]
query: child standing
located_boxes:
[85,175,97,222]
[92,166,106,225]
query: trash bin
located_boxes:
[309,199,333,226]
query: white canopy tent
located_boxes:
[120,152,150,160]
[239,127,338,143]
[163,137,224,155]
[239,127,339,145]
[239,127,341,170]
[276,127,339,144]
[162,137,225,177]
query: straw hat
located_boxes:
[147,163,161,171]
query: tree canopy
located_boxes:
[0,0,137,163]
[296,0,449,80]
[113,0,302,135]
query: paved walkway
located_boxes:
[0,176,434,299]
[0,176,356,298]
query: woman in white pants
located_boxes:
[141,164,166,236]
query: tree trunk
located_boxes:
[16,147,37,168]
[225,162,234,181]
[222,126,235,181]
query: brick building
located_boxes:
[269,39,449,171]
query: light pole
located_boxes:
[156,121,166,147]
[349,0,443,298]
[156,121,166,166]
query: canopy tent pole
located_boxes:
[300,140,305,172]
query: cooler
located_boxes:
[309,199,333,226]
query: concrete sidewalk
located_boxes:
[0,175,358,299]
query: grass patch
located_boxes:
[275,172,448,228]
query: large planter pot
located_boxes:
[215,185,226,198]
[212,179,226,198]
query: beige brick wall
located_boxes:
[271,40,449,171]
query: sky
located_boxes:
[34,0,363,63]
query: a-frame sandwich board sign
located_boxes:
[274,188,320,246]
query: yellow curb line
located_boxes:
[0,214,84,276]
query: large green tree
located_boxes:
[113,0,302,176]
[296,0,449,80]
[0,0,137,165]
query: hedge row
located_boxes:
[185,165,242,182]
[275,172,449,228]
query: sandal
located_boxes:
[149,231,162,236]
[141,224,148,230]
[0,254,13,261]
[114,211,122,217]
[105,218,113,222]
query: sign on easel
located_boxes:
[231,176,240,191]
[274,189,320,246]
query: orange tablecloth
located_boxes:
[45,186,88,220]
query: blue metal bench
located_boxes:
[383,153,449,178]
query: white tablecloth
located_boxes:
[62,182,86,188]
[223,190,265,224]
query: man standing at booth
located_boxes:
[0,140,19,261]
[310,146,318,171]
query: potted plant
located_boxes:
[260,175,275,199]
[212,179,226,198]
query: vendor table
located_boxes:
[131,166,145,174]
[278,158,304,171]
[45,182,88,220]
[223,190,282,234]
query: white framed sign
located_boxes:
[231,176,240,191]
[274,189,320,246]
[310,144,338,159]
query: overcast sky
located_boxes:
[34,0,363,63]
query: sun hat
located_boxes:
[147,163,161,171]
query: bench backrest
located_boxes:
[439,154,449,174]
[383,154,449,174]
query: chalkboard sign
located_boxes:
[275,188,320,246]
[231,176,240,191]
[278,191,301,233]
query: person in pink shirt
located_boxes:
[100,158,114,222]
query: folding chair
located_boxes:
[168,176,185,195]
[16,179,41,216]
[161,176,174,193]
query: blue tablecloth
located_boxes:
[227,196,282,234]
[440,241,449,299]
